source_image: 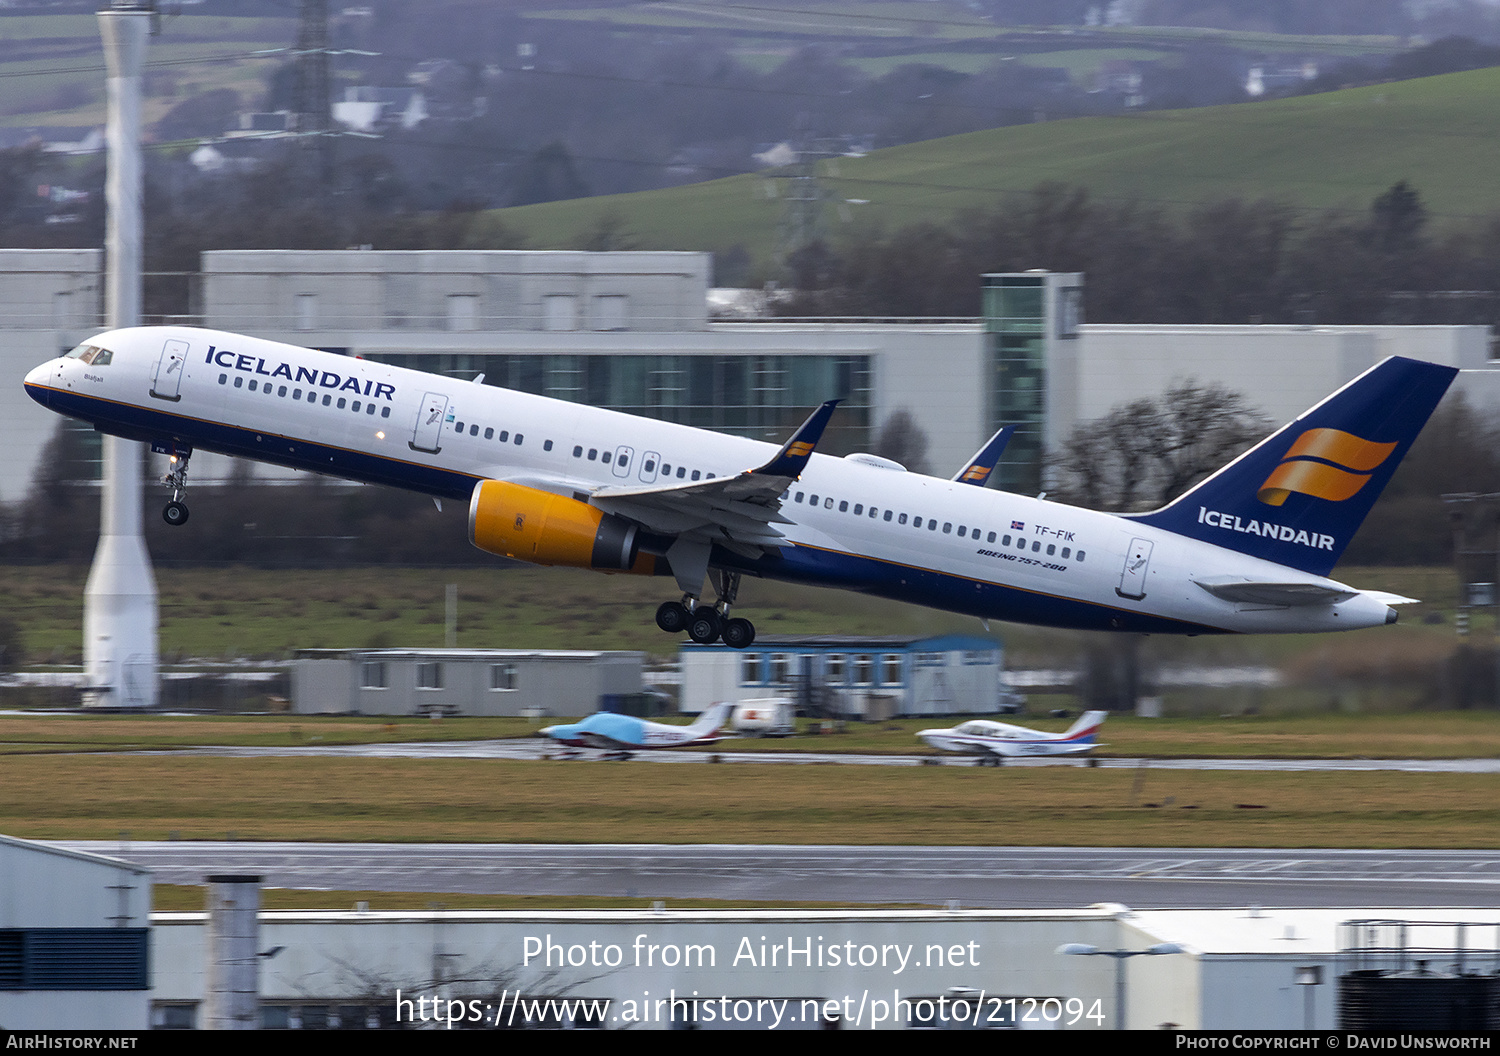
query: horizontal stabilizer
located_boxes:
[1194,579,1357,607]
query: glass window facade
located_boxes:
[368,353,873,448]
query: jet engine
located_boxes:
[469,480,655,574]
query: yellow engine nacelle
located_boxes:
[469,480,656,574]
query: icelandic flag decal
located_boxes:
[1011,520,1025,530]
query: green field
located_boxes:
[1,711,1499,759]
[488,65,1500,263]
[5,752,1499,848]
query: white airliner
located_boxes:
[24,326,1456,649]
[918,711,1108,765]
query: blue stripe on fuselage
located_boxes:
[722,542,1223,635]
[37,384,481,500]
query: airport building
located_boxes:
[289,647,644,717]
[2,247,1496,505]
[0,834,151,1030]
[679,634,1008,718]
[139,901,1500,1029]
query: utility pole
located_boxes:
[293,0,334,190]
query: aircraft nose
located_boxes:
[23,362,53,406]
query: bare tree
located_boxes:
[1050,380,1271,512]
[871,409,930,475]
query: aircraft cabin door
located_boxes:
[410,392,448,453]
[1117,537,1154,600]
[150,338,190,401]
[612,445,633,478]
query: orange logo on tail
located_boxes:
[1257,428,1397,506]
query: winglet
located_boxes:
[952,426,1015,487]
[753,400,840,479]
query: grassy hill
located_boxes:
[485,65,1500,267]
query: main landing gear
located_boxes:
[654,570,756,648]
[160,448,192,526]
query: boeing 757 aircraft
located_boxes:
[24,327,1456,648]
[918,711,1108,765]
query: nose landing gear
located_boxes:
[159,447,192,526]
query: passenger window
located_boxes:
[352,400,361,412]
[544,440,554,451]
[957,526,965,537]
[469,424,479,436]
[883,510,892,522]
[366,404,375,415]
[676,467,685,478]
[618,454,628,468]
[1077,550,1086,561]
[1032,541,1040,552]
[929,520,938,531]
[218,374,227,385]
[853,504,862,515]
[498,431,508,442]
[1002,535,1010,545]
[795,492,803,503]
[1046,544,1055,555]
[602,451,611,464]
[691,470,701,481]
[1062,548,1071,558]
[822,496,831,508]
[588,449,598,460]
[943,523,952,534]
[457,422,465,432]
[514,434,523,445]
[323,394,331,406]
[279,386,288,397]
[898,514,907,525]
[337,397,345,409]
[249,380,258,392]
[234,377,243,388]
[913,517,922,528]
[485,427,493,440]
[988,532,996,543]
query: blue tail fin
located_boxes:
[1130,356,1457,576]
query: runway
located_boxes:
[51,842,1500,909]
[159,737,1500,772]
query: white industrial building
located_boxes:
[0,834,151,1030]
[2,247,1497,504]
[679,634,1008,718]
[140,903,1500,1030]
[290,647,644,716]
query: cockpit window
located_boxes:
[65,344,112,366]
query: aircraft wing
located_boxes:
[589,400,840,557]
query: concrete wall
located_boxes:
[203,250,712,333]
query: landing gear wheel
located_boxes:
[655,601,690,634]
[721,617,756,649]
[688,608,721,644]
[162,500,190,527]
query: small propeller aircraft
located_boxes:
[917,710,1107,765]
[540,701,734,759]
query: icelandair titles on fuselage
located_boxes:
[1197,506,1335,551]
[207,345,396,401]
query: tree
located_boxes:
[871,410,930,475]
[1049,381,1271,512]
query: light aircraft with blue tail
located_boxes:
[540,701,734,758]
